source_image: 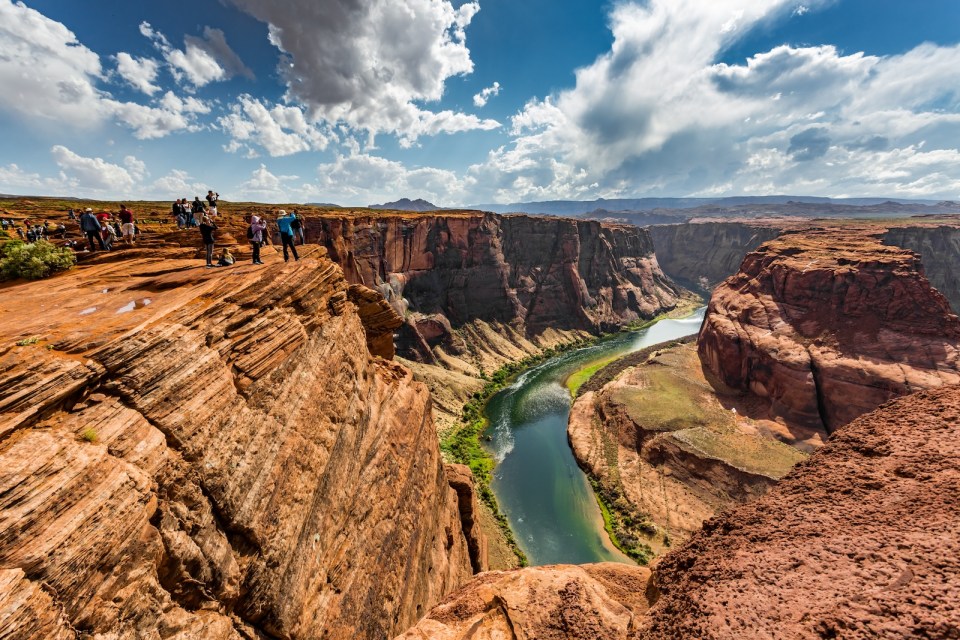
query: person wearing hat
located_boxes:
[79,207,105,251]
[275,209,300,262]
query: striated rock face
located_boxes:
[394,563,652,640]
[883,225,960,313]
[306,212,683,363]
[648,222,782,294]
[699,227,960,432]
[0,249,478,639]
[641,384,960,639]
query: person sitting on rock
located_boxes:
[276,209,300,262]
[249,214,267,265]
[80,208,104,251]
[101,220,116,250]
[199,215,217,268]
[216,247,235,267]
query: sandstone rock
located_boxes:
[641,384,960,639]
[307,213,683,363]
[699,227,960,432]
[0,250,477,639]
[883,225,960,313]
[394,563,652,640]
[649,221,782,293]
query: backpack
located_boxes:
[246,224,254,240]
[290,217,301,230]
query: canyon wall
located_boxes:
[883,224,960,312]
[648,222,782,293]
[0,249,481,639]
[698,227,960,432]
[399,384,960,638]
[304,213,683,366]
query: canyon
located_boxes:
[404,382,960,638]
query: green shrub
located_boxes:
[0,239,76,281]
[81,428,98,443]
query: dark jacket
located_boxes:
[199,222,217,244]
[79,212,100,232]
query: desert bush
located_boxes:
[0,239,76,280]
[81,428,98,443]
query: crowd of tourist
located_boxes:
[2,190,317,270]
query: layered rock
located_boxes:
[641,384,960,639]
[883,224,960,313]
[395,563,652,640]
[648,221,782,293]
[401,384,960,639]
[0,248,479,639]
[699,227,960,432]
[306,212,683,366]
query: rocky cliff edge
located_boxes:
[0,248,482,639]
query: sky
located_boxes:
[1,0,959,206]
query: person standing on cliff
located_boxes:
[206,190,219,217]
[291,210,305,245]
[119,204,135,246]
[249,214,266,265]
[276,210,299,262]
[80,208,104,251]
[199,215,217,268]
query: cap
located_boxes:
[84,208,93,212]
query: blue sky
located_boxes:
[1,0,959,205]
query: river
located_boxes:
[483,307,707,566]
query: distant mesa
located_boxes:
[369,197,440,211]
[303,202,343,208]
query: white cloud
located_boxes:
[140,22,250,89]
[50,145,145,194]
[114,52,161,95]
[0,0,106,127]
[465,0,960,202]
[235,163,301,200]
[226,0,499,141]
[219,95,330,157]
[473,81,501,107]
[151,169,207,196]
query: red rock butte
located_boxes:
[698,226,960,434]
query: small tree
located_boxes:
[0,240,76,280]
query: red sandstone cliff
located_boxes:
[698,227,960,433]
[303,213,683,364]
[0,248,482,639]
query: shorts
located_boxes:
[121,223,135,237]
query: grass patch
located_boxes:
[80,428,98,443]
[16,336,40,346]
[589,477,655,565]
[565,355,618,396]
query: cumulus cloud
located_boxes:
[226,0,498,141]
[473,81,501,107]
[151,169,207,196]
[140,21,250,88]
[0,3,207,140]
[465,0,960,202]
[50,145,145,193]
[114,52,161,95]
[0,0,106,127]
[219,95,332,157]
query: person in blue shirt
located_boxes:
[275,209,300,262]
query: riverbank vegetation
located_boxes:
[441,338,593,566]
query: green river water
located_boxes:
[483,307,706,566]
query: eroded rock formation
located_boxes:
[306,213,683,365]
[0,248,481,639]
[395,563,652,640]
[648,221,782,293]
[641,384,960,639]
[699,227,960,432]
[883,224,960,313]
